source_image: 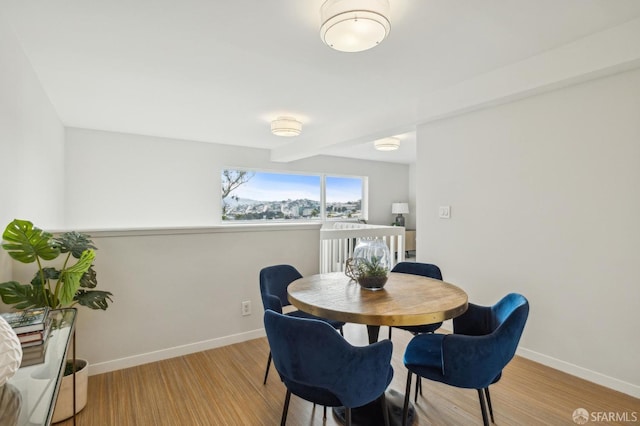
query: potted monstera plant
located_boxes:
[0,218,113,421]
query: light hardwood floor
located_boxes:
[59,323,639,425]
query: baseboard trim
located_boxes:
[439,327,638,399]
[516,347,640,399]
[87,328,266,376]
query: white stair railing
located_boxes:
[319,223,405,273]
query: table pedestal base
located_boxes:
[332,389,415,426]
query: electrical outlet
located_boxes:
[241,300,251,316]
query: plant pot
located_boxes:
[52,359,88,423]
[357,275,388,290]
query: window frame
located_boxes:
[220,168,367,223]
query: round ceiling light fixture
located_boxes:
[271,117,302,137]
[320,0,391,53]
[374,137,400,151]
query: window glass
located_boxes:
[221,169,365,222]
[325,176,363,220]
[222,170,321,221]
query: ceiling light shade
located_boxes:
[320,0,391,53]
[271,117,302,137]
[374,137,400,151]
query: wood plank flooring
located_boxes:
[58,323,639,425]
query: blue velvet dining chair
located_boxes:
[264,309,394,426]
[389,262,445,402]
[259,264,345,385]
[401,293,529,426]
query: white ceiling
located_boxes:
[3,0,640,164]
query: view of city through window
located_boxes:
[221,170,364,221]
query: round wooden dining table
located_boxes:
[287,271,468,426]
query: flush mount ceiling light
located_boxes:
[374,137,400,151]
[320,0,391,53]
[271,117,302,137]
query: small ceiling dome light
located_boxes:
[320,0,391,53]
[271,117,302,137]
[374,137,400,151]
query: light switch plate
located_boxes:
[439,206,451,219]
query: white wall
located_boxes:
[64,128,409,229]
[416,68,640,397]
[0,15,65,229]
[407,163,417,230]
[0,15,65,284]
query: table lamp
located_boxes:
[392,203,409,227]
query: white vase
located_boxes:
[0,315,22,387]
[51,359,89,423]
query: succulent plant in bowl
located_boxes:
[355,255,389,290]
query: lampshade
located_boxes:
[374,137,400,151]
[271,117,302,137]
[320,0,391,53]
[392,203,409,214]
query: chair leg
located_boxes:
[281,390,291,426]
[339,326,344,336]
[263,352,272,385]
[345,407,351,426]
[402,372,413,426]
[484,387,494,423]
[380,391,390,426]
[388,326,392,340]
[323,405,327,420]
[414,377,422,403]
[477,389,490,426]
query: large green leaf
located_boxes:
[0,281,53,309]
[53,231,97,259]
[75,289,113,310]
[79,266,97,289]
[2,220,113,312]
[30,267,59,287]
[2,219,59,263]
[57,250,95,306]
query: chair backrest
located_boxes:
[259,265,303,313]
[453,292,525,336]
[442,293,529,389]
[264,309,393,408]
[391,262,442,280]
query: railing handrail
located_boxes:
[320,226,404,239]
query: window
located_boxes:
[325,176,363,220]
[221,169,365,222]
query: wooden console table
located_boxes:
[6,308,78,426]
